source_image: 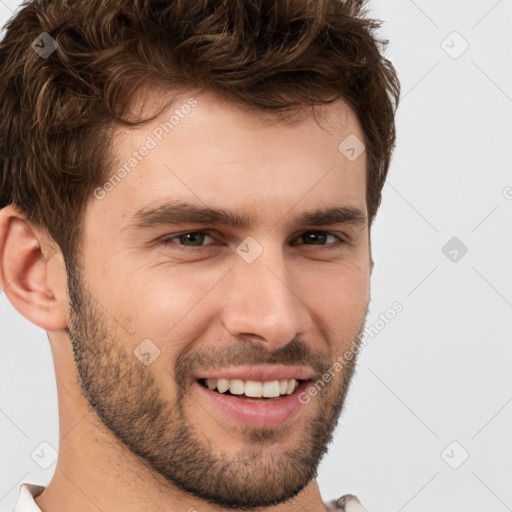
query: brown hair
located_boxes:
[0,0,399,266]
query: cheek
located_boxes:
[302,256,369,299]
[112,263,227,344]
[295,261,369,343]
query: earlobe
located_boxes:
[0,206,68,331]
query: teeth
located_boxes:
[202,378,300,397]
[245,380,263,397]
[217,379,230,393]
[229,379,245,395]
[286,379,296,395]
[262,380,280,397]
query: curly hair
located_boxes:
[0,0,399,264]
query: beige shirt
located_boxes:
[13,483,370,511]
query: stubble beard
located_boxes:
[65,260,365,509]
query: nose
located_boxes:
[220,244,312,351]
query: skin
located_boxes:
[0,90,372,512]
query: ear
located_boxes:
[0,205,68,331]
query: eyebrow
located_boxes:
[125,202,367,231]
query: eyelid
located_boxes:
[292,230,346,248]
[160,230,218,247]
[159,229,347,249]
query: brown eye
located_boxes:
[295,231,343,247]
[161,231,216,248]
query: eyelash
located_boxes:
[159,230,346,251]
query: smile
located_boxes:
[192,366,314,428]
[198,378,302,399]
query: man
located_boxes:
[0,0,399,510]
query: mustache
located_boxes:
[174,338,332,390]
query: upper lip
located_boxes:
[193,365,314,382]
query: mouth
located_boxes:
[197,377,304,402]
[192,369,313,429]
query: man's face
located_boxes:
[66,91,370,509]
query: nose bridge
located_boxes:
[221,240,310,349]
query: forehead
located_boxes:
[92,89,367,230]
[114,88,360,152]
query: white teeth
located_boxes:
[286,379,296,394]
[229,379,245,395]
[244,380,263,397]
[217,379,230,393]
[262,380,281,398]
[202,378,300,397]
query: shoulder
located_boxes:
[325,494,371,511]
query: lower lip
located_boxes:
[193,380,311,429]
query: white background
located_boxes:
[1,1,511,511]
